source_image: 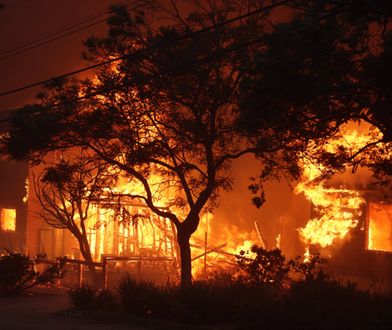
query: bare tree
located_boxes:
[34,151,116,275]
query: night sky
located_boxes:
[0,0,115,111]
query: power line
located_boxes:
[0,33,268,126]
[0,0,150,60]
[0,0,139,55]
[1,18,109,60]
[0,0,291,98]
[0,5,111,55]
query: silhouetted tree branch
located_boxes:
[33,150,117,275]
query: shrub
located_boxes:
[68,286,118,311]
[290,253,327,281]
[95,289,117,310]
[118,274,174,317]
[236,246,292,288]
[0,252,64,296]
[274,276,377,330]
[69,285,96,310]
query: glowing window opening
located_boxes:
[1,208,16,232]
[367,203,392,253]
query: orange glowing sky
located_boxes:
[0,0,114,111]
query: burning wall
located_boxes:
[0,160,27,253]
[367,203,392,253]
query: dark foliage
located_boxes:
[69,285,117,310]
[95,288,117,310]
[113,270,392,329]
[1,0,391,290]
[117,275,173,318]
[0,252,65,296]
[69,285,96,310]
[236,246,327,288]
[237,247,292,287]
[64,252,392,328]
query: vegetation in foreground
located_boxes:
[0,251,65,296]
[68,247,392,329]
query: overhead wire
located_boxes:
[0,35,269,126]
[0,0,291,99]
[0,5,111,55]
[0,19,303,126]
[0,0,150,60]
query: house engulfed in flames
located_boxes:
[24,164,181,282]
[292,123,392,287]
[28,201,178,263]
[0,121,391,284]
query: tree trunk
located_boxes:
[77,236,97,285]
[177,227,192,289]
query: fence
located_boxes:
[36,255,176,289]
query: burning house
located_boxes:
[0,160,27,253]
[20,152,180,283]
[291,122,392,288]
[0,120,390,287]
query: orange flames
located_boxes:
[297,183,364,247]
[367,203,392,252]
[296,123,382,250]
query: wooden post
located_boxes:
[204,213,209,280]
[102,258,108,290]
[204,231,208,280]
[254,221,267,249]
[163,217,168,253]
[136,260,142,280]
[78,263,83,287]
[56,259,61,287]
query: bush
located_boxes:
[69,285,96,310]
[116,272,280,324]
[0,252,64,296]
[95,289,117,309]
[270,277,378,330]
[236,246,327,288]
[68,286,118,311]
[236,246,292,288]
[179,281,235,324]
[118,274,174,318]
[99,269,392,328]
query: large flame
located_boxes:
[297,184,364,247]
[296,123,382,249]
